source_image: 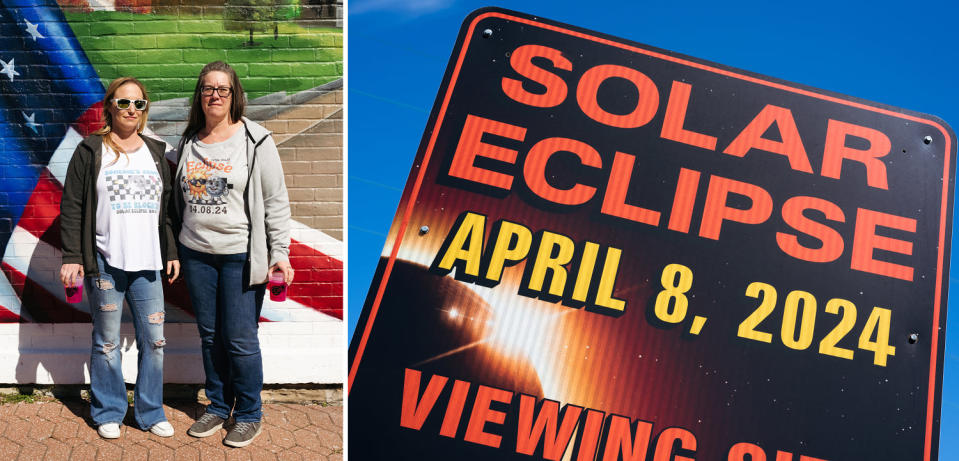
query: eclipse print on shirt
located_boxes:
[183,156,235,214]
[106,167,161,215]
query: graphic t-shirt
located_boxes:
[95,143,163,271]
[178,127,250,254]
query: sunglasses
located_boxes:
[112,98,148,111]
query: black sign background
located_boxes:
[349,8,955,460]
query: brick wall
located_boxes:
[0,1,343,384]
[151,82,344,240]
[271,89,343,240]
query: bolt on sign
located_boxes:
[348,7,955,461]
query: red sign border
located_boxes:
[349,8,954,460]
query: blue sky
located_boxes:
[347,0,959,456]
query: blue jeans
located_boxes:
[89,252,167,429]
[180,245,265,422]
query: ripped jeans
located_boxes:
[89,252,167,429]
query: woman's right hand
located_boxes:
[60,263,84,286]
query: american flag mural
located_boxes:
[0,0,343,323]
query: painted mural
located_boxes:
[0,0,343,323]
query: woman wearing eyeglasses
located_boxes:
[173,61,292,448]
[59,77,179,439]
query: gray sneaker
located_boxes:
[223,421,262,448]
[187,412,225,438]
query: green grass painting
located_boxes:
[64,10,343,101]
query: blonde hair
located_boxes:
[92,77,150,165]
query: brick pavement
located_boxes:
[0,400,342,460]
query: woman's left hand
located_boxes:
[271,260,294,285]
[167,260,180,283]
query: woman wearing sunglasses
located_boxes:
[173,61,293,448]
[59,77,179,439]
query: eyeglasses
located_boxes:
[112,98,148,111]
[200,86,233,97]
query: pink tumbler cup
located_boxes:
[65,275,83,304]
[268,271,287,302]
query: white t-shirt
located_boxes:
[95,143,163,271]
[178,127,250,254]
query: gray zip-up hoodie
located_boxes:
[173,117,291,286]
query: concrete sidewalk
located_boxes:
[0,400,342,460]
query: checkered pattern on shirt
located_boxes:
[106,174,161,203]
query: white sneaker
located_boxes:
[97,423,121,439]
[150,421,174,437]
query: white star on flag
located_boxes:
[22,112,38,134]
[0,58,18,81]
[24,20,44,41]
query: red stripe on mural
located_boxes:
[288,242,342,319]
[0,305,20,322]
[163,282,195,318]
[72,102,105,137]
[0,262,91,323]
[4,262,27,297]
[19,170,64,247]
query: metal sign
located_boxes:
[349,7,954,460]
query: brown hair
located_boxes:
[92,77,150,165]
[182,61,246,140]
